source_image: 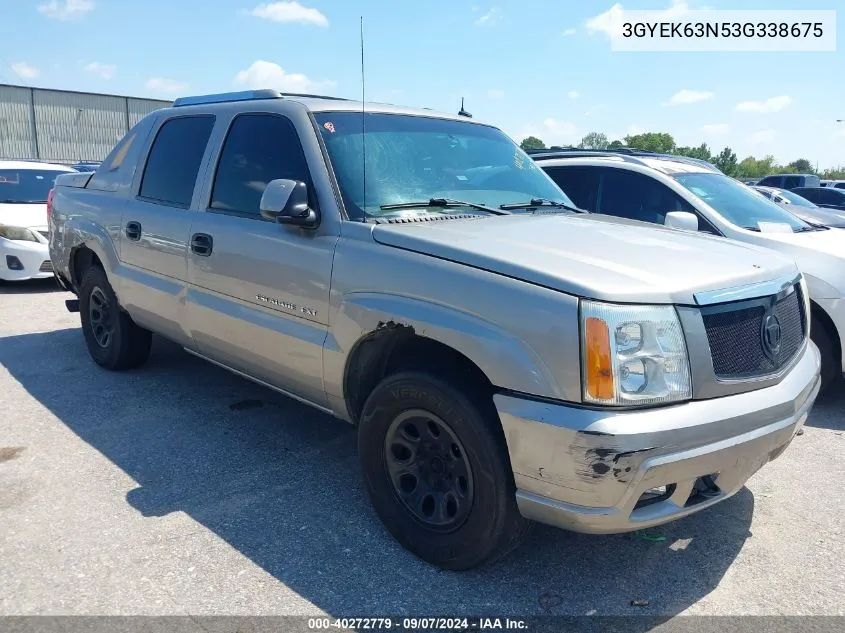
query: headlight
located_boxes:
[0,224,38,242]
[581,300,692,406]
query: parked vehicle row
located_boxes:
[752,185,845,228]
[46,90,820,570]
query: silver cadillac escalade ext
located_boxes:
[48,90,821,570]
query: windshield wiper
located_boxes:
[379,198,511,215]
[499,198,587,213]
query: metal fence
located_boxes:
[0,84,171,164]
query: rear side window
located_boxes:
[782,176,800,189]
[543,166,600,211]
[819,188,845,206]
[209,113,312,218]
[835,183,845,190]
[757,176,780,187]
[796,188,819,202]
[139,116,215,208]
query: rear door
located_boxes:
[185,111,338,406]
[119,114,215,345]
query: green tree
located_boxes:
[674,143,712,161]
[821,168,845,179]
[608,139,625,149]
[578,132,610,150]
[520,136,546,151]
[786,158,815,174]
[623,132,675,153]
[713,147,738,176]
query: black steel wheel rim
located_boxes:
[384,409,475,532]
[88,286,114,348]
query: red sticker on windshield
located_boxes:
[323,122,335,134]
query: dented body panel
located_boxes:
[495,342,820,533]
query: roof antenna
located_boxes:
[458,97,472,118]
[360,16,367,217]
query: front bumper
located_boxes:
[0,237,53,281]
[495,342,821,534]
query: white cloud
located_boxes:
[248,2,328,26]
[234,60,335,93]
[568,90,580,100]
[562,28,576,36]
[700,123,730,137]
[747,129,777,145]
[36,0,94,21]
[145,77,188,96]
[474,7,501,26]
[512,118,579,146]
[586,0,689,39]
[84,62,116,80]
[663,89,714,106]
[735,95,792,114]
[11,61,39,79]
[487,89,505,99]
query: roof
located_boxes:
[168,89,483,124]
[529,148,719,175]
[0,159,76,171]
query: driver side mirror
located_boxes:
[664,211,699,232]
[260,179,319,229]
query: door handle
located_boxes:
[190,233,213,257]
[125,221,142,241]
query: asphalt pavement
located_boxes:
[1,279,843,617]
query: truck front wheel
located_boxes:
[358,372,529,570]
[79,265,151,370]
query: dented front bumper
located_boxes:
[494,342,821,534]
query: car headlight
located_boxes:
[0,224,38,242]
[581,300,692,406]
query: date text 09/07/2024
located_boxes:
[307,617,529,630]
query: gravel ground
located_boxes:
[1,279,843,618]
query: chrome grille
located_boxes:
[701,283,806,380]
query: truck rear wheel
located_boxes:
[357,372,529,570]
[79,265,151,370]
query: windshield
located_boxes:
[0,169,65,203]
[674,172,811,232]
[778,189,818,208]
[313,112,573,218]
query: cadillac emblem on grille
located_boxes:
[761,311,783,361]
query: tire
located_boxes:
[811,314,838,394]
[358,372,529,570]
[79,265,151,370]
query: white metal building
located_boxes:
[0,83,171,164]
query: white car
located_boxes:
[533,149,845,391]
[0,160,75,282]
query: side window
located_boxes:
[782,176,800,189]
[835,183,845,190]
[210,113,312,217]
[542,166,600,211]
[138,116,215,208]
[819,189,845,206]
[797,188,817,202]
[596,168,695,226]
[757,176,779,187]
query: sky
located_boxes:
[2,0,843,169]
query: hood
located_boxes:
[0,202,48,230]
[371,214,799,305]
[748,228,845,297]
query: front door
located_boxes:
[185,112,338,407]
[119,114,216,346]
